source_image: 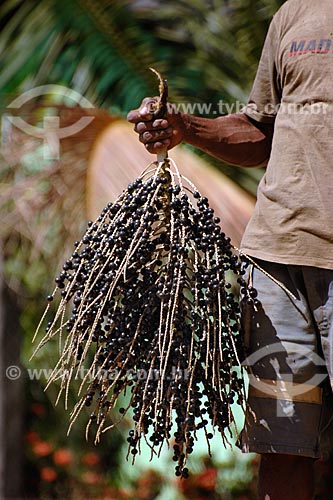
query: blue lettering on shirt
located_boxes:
[290,39,332,56]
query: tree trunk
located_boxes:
[0,245,24,498]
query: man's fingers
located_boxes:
[139,127,173,144]
[145,139,171,154]
[152,118,169,128]
[127,97,159,123]
[127,97,180,155]
[127,109,152,123]
[134,119,169,133]
[135,122,148,133]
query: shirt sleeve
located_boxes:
[242,15,282,124]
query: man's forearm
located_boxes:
[179,112,274,167]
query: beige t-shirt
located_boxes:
[241,0,333,269]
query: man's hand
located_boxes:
[127,97,184,154]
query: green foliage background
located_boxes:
[0,0,284,112]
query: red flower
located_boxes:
[100,486,132,499]
[25,431,39,444]
[53,448,73,466]
[32,441,53,457]
[82,451,100,466]
[31,403,46,416]
[41,467,58,482]
[197,468,217,491]
[250,455,260,467]
[117,489,133,499]
[82,471,102,485]
[135,469,162,499]
[103,487,119,497]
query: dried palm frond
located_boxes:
[0,104,115,275]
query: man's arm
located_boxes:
[127,99,274,168]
